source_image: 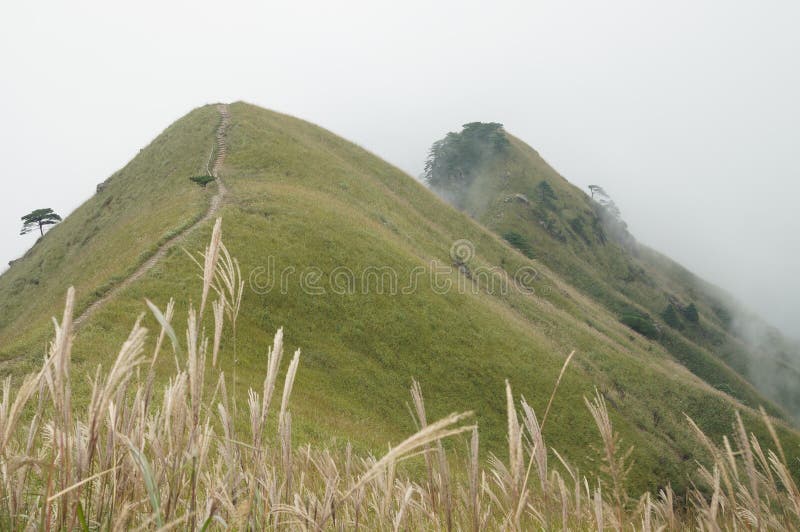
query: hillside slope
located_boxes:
[0,103,797,493]
[0,105,219,366]
[425,122,800,420]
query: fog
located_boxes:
[1,0,798,338]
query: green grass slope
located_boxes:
[0,105,219,367]
[425,122,800,421]
[0,103,798,494]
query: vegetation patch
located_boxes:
[682,302,700,323]
[536,180,558,209]
[190,175,216,187]
[620,309,660,339]
[661,303,684,329]
[423,122,509,195]
[502,231,534,258]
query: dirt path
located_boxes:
[74,104,231,328]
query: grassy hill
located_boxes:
[424,121,800,420]
[0,102,797,495]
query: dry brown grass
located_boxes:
[0,218,798,530]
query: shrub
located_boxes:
[620,310,660,339]
[661,303,683,329]
[569,216,591,245]
[682,302,700,323]
[190,175,216,187]
[537,180,557,209]
[503,231,534,258]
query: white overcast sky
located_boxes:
[1,1,798,337]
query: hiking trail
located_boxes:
[74,104,231,328]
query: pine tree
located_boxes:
[20,208,62,236]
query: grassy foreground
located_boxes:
[1,220,798,530]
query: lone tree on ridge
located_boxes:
[20,208,62,236]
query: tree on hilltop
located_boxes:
[424,122,510,191]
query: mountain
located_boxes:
[424,121,800,419]
[0,103,797,494]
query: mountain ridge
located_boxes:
[0,102,797,493]
[74,104,230,328]
[424,120,800,420]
